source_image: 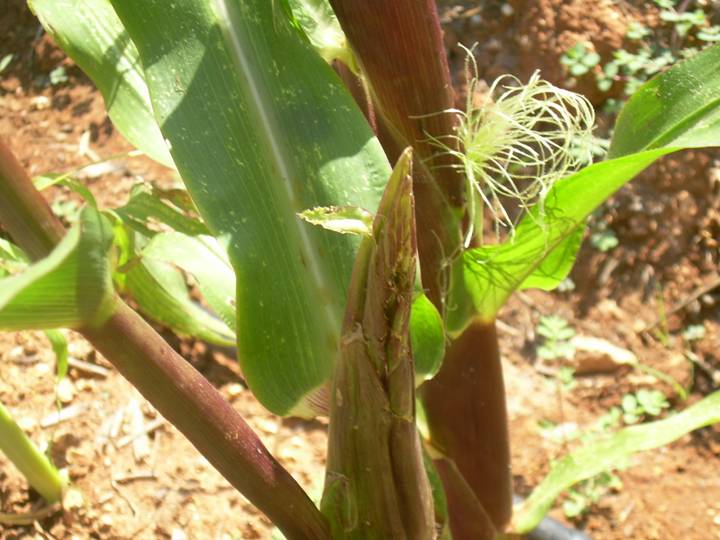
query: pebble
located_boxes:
[63,487,84,511]
[30,95,50,110]
[7,345,25,363]
[17,416,37,432]
[56,378,76,403]
[226,383,244,398]
[570,335,636,374]
[34,362,51,375]
[256,418,278,435]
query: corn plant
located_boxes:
[1,1,720,539]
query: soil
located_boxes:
[1,1,719,539]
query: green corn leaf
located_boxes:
[124,255,235,347]
[45,329,69,379]
[454,148,670,322]
[110,0,389,415]
[513,390,720,533]
[518,227,584,292]
[0,242,69,379]
[0,238,29,277]
[298,205,374,237]
[288,0,354,67]
[34,173,98,208]
[139,232,236,332]
[29,0,174,168]
[114,187,210,238]
[455,44,720,324]
[0,207,116,330]
[609,44,720,157]
[0,401,65,503]
[0,238,29,264]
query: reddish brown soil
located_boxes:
[1,1,720,539]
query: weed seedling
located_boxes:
[537,315,576,361]
[590,227,619,252]
[563,471,623,519]
[560,43,601,77]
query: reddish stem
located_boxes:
[420,320,512,534]
[329,0,464,310]
[0,139,65,259]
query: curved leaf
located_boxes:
[114,187,210,238]
[110,0,390,415]
[456,148,672,322]
[0,207,116,330]
[609,44,720,157]
[513,390,720,533]
[125,256,235,346]
[140,231,236,332]
[30,0,174,168]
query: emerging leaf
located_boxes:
[0,207,116,330]
[298,205,374,237]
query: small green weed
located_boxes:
[590,227,619,252]
[560,42,601,77]
[0,54,13,74]
[682,324,706,342]
[565,0,720,101]
[621,389,670,424]
[49,65,69,86]
[563,471,623,519]
[536,315,575,361]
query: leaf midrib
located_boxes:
[213,0,341,340]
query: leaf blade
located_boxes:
[513,391,720,533]
[30,0,174,168]
[110,0,390,415]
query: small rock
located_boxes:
[56,378,76,403]
[30,95,50,110]
[256,418,278,435]
[570,335,636,374]
[226,383,244,398]
[63,487,85,511]
[75,379,94,392]
[7,345,24,362]
[34,362,51,375]
[17,416,37,432]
